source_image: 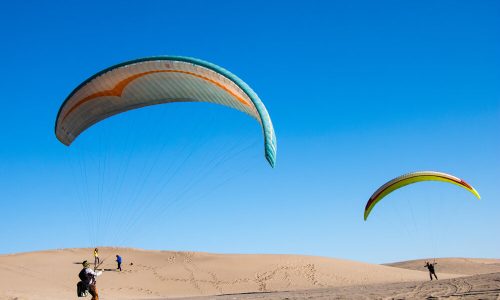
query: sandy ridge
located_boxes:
[1,248,497,300]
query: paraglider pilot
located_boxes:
[424,261,438,280]
[78,260,102,300]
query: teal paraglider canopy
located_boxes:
[55,56,277,167]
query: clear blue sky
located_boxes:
[0,0,498,263]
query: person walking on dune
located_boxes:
[425,261,438,280]
[116,254,122,271]
[78,260,102,300]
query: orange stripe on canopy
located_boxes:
[61,69,251,123]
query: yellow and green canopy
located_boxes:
[364,171,480,220]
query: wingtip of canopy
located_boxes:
[265,147,276,168]
[55,131,72,146]
[266,156,276,168]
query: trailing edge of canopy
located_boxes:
[364,171,480,220]
[55,56,277,167]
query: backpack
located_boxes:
[78,268,90,282]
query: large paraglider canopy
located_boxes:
[364,171,480,220]
[55,56,277,167]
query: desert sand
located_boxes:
[0,248,498,299]
[181,272,500,300]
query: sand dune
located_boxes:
[0,248,490,300]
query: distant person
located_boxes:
[94,248,100,267]
[424,261,438,280]
[78,260,102,300]
[116,254,122,271]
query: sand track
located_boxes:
[179,273,500,300]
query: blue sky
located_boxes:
[0,0,498,263]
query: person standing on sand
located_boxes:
[425,261,438,280]
[78,260,102,300]
[94,248,100,267]
[116,254,122,271]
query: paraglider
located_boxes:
[364,171,480,220]
[55,56,277,167]
[58,57,277,299]
[424,261,438,280]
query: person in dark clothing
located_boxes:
[425,261,438,280]
[116,255,122,271]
